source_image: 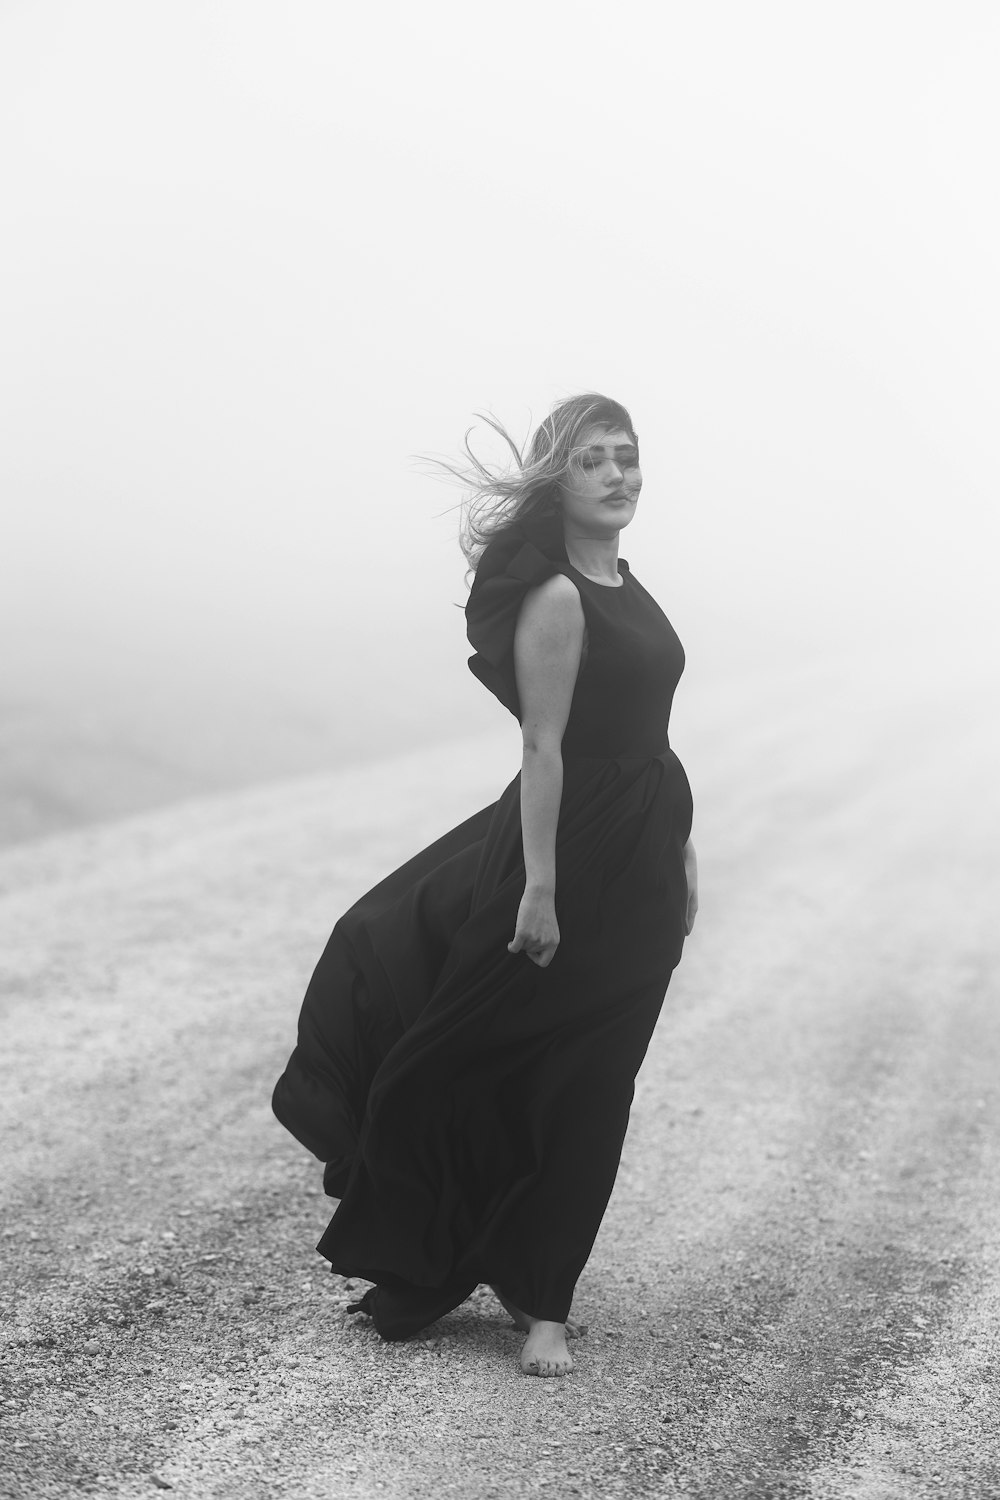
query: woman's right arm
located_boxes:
[507,575,585,968]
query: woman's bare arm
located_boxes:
[508,574,585,968]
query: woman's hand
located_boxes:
[683,838,699,935]
[508,883,560,968]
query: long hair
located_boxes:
[444,393,638,569]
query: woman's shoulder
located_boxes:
[522,569,581,605]
[514,570,584,636]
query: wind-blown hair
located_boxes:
[447,393,639,570]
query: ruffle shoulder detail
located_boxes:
[465,532,566,718]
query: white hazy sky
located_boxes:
[1,0,998,818]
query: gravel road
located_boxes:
[2,653,998,1499]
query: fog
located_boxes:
[2,0,997,842]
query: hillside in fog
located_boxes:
[0,624,505,847]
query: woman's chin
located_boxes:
[605,506,637,532]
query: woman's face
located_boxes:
[558,426,642,539]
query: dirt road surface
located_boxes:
[2,652,998,1499]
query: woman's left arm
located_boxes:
[683,838,698,934]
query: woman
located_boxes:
[272,392,697,1378]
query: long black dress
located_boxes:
[271,525,693,1338]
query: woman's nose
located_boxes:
[605,462,623,484]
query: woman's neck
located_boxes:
[563,534,621,584]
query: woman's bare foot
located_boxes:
[487,1287,575,1376]
[489,1285,585,1339]
[520,1320,573,1377]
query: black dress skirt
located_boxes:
[272,525,694,1337]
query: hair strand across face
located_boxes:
[432,393,639,570]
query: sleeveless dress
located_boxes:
[271,525,694,1338]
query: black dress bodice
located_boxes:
[558,562,684,759]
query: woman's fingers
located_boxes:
[685,892,699,934]
[683,843,699,936]
[507,929,558,966]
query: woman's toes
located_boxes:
[521,1353,573,1377]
